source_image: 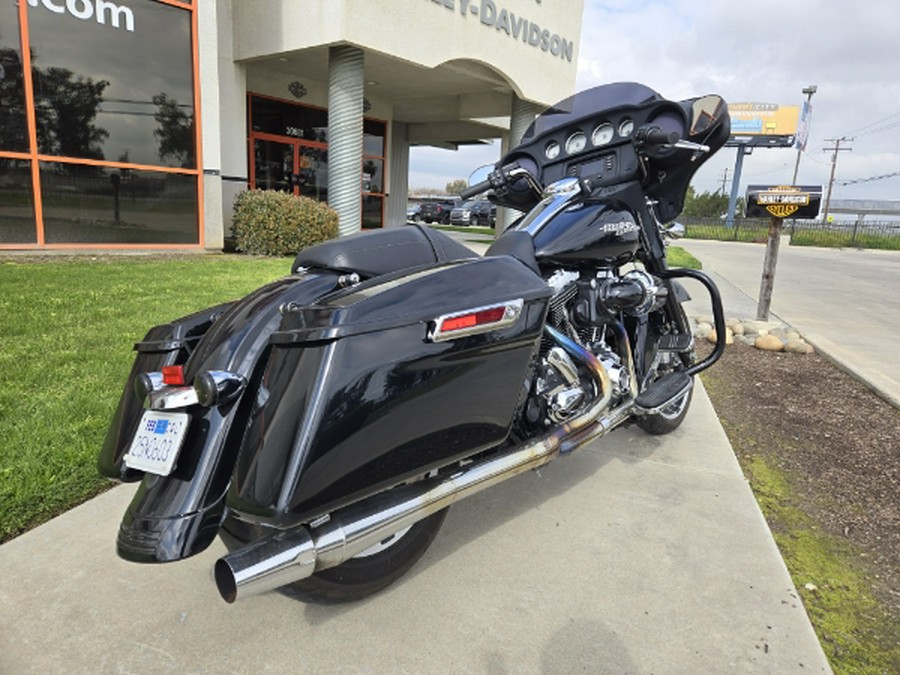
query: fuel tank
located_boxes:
[533,201,640,267]
[226,255,552,527]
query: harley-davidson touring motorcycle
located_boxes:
[99,82,730,604]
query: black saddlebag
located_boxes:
[226,255,552,525]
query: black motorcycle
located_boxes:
[99,82,730,604]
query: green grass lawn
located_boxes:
[0,255,291,542]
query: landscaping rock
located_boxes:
[755,334,785,351]
[694,322,713,339]
[785,339,815,354]
[708,328,734,345]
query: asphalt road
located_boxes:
[678,238,900,407]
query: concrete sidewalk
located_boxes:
[0,383,830,673]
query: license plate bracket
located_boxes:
[123,411,189,476]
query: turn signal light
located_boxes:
[162,365,185,386]
[194,370,246,407]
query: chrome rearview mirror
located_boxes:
[467,165,492,187]
[690,95,727,136]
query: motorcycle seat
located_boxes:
[291,224,476,278]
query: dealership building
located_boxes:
[0,0,583,250]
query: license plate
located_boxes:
[124,411,189,476]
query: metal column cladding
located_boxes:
[328,46,365,237]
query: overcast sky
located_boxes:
[409,0,900,211]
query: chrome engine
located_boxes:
[524,266,667,430]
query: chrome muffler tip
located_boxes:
[214,528,317,603]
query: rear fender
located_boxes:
[98,302,233,481]
[113,272,340,562]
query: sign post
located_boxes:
[745,185,822,320]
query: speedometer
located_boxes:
[565,131,587,154]
[618,119,634,138]
[544,141,560,160]
[592,123,614,146]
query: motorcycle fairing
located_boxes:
[227,255,553,527]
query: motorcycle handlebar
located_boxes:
[460,180,492,200]
[637,126,680,148]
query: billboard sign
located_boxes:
[745,185,822,219]
[726,103,800,148]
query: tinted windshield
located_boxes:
[522,82,661,141]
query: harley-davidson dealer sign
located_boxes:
[745,185,822,219]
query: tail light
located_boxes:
[429,300,523,342]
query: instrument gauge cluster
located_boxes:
[544,141,561,160]
[592,123,614,146]
[546,114,641,162]
[565,131,587,155]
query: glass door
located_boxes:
[251,136,328,202]
[252,138,294,193]
[295,144,328,201]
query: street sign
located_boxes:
[745,185,822,219]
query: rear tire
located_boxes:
[285,508,449,603]
[222,508,448,604]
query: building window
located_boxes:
[0,161,36,244]
[40,162,198,244]
[0,0,200,248]
[248,94,388,229]
[0,1,29,153]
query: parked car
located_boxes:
[449,200,478,226]
[471,200,497,227]
[419,200,455,224]
[406,204,422,222]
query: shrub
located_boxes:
[232,189,339,256]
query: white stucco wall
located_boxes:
[231,0,582,106]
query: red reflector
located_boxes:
[441,307,506,333]
[162,365,185,386]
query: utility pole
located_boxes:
[821,137,852,222]
[719,167,729,194]
[791,85,817,185]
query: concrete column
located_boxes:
[386,121,410,228]
[197,0,222,250]
[510,94,540,149]
[497,94,540,232]
[327,46,364,237]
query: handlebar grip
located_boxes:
[645,128,680,145]
[459,180,492,199]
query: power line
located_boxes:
[839,170,900,186]
[844,110,900,137]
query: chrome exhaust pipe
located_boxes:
[215,326,626,602]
